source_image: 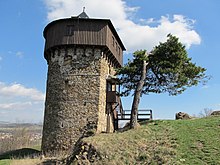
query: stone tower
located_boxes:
[42,12,125,155]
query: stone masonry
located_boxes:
[42,47,115,155]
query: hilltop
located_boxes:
[71,116,220,164]
[0,116,220,164]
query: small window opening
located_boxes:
[66,25,74,36]
[64,80,69,89]
[107,82,112,92]
[60,122,64,128]
[112,36,115,47]
[115,42,118,52]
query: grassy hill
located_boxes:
[74,116,220,164]
[1,116,220,164]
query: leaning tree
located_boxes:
[117,34,208,129]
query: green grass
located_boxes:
[1,117,219,164]
[84,120,176,164]
[0,159,11,165]
[0,147,41,165]
[31,145,41,151]
[81,116,220,164]
[173,116,220,164]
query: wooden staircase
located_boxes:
[105,76,153,131]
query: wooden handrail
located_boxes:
[117,109,152,120]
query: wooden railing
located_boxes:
[117,109,152,121]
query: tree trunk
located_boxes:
[130,59,147,129]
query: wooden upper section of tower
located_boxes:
[43,11,126,67]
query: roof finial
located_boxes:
[77,7,89,19]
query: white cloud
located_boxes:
[15,51,24,58]
[0,82,45,122]
[0,82,45,101]
[0,102,32,111]
[0,81,45,122]
[201,85,209,89]
[43,0,201,52]
[139,18,155,25]
[7,51,24,58]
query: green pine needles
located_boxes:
[117,34,209,128]
[117,34,208,96]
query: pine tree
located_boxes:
[117,34,208,129]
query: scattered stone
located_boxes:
[175,112,191,120]
[66,140,101,165]
[210,110,220,116]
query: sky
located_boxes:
[0,0,220,123]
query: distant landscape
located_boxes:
[0,122,42,154]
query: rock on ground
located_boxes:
[175,112,191,120]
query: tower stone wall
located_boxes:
[97,57,116,133]
[42,46,115,154]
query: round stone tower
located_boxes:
[42,12,125,155]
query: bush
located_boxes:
[198,108,213,118]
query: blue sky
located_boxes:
[0,0,220,122]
